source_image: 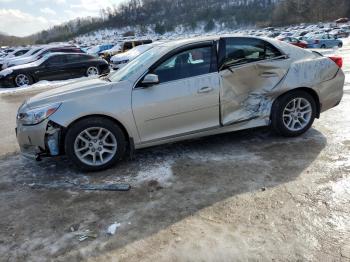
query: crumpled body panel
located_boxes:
[219,49,341,126]
[220,59,289,125]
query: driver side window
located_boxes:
[153,46,214,84]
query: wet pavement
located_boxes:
[0,43,350,261]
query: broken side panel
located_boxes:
[219,59,289,126]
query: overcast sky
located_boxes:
[0,0,126,37]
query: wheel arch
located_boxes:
[272,87,321,119]
[61,114,133,154]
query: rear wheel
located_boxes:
[321,44,326,49]
[86,66,99,77]
[14,74,33,87]
[65,117,126,171]
[271,91,316,137]
[338,42,343,48]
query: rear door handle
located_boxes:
[198,86,214,94]
[260,72,279,78]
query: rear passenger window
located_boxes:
[66,55,85,63]
[15,50,28,56]
[222,38,282,67]
[153,46,214,83]
[46,55,66,65]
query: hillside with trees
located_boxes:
[1,0,349,45]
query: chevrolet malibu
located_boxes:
[16,36,345,171]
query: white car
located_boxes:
[1,46,44,70]
[0,48,30,68]
[110,43,161,70]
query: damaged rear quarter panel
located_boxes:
[219,42,341,127]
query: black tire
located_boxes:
[338,42,343,48]
[271,91,316,137]
[321,44,326,49]
[65,117,126,172]
[14,74,33,87]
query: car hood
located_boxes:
[26,77,113,109]
[111,53,131,62]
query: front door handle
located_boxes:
[198,86,214,94]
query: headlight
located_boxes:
[17,102,62,125]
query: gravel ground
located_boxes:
[0,43,350,262]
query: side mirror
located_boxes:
[141,74,159,87]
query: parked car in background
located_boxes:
[0,53,109,87]
[2,45,84,69]
[110,43,157,70]
[278,37,308,48]
[303,34,343,48]
[86,44,114,56]
[1,46,44,69]
[335,18,349,24]
[330,29,350,39]
[100,40,153,61]
[14,36,344,171]
[0,48,30,68]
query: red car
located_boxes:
[278,37,308,48]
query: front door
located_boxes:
[132,45,220,142]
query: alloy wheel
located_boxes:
[74,127,118,166]
[282,97,312,132]
[15,74,30,87]
[87,66,99,76]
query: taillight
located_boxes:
[329,56,343,68]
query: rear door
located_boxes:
[65,54,87,77]
[218,37,290,125]
[132,43,220,142]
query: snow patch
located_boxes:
[0,76,88,95]
[134,160,174,186]
[331,176,350,204]
[107,222,121,235]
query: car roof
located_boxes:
[156,35,282,49]
[44,52,89,58]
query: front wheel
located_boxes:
[14,74,33,87]
[271,91,316,137]
[338,42,343,48]
[65,117,126,171]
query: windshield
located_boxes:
[108,46,165,82]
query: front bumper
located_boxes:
[16,119,62,158]
[16,119,48,158]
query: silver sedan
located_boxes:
[16,36,345,171]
